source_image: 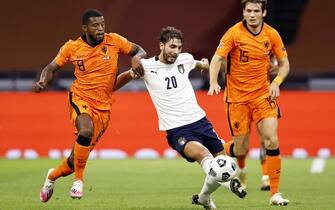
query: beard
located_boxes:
[162,50,177,64]
[88,33,103,46]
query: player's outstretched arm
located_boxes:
[113,69,137,91]
[269,57,290,100]
[195,58,209,72]
[33,59,60,93]
[128,43,147,78]
[208,55,226,95]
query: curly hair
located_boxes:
[159,26,183,44]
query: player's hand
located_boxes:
[131,56,144,78]
[200,58,209,72]
[32,81,47,93]
[129,69,139,79]
[207,83,221,95]
[201,58,209,66]
[269,82,280,100]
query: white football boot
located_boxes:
[70,180,84,199]
[270,192,290,206]
[39,168,55,203]
[192,194,217,210]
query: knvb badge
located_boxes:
[101,46,110,60]
[101,46,108,54]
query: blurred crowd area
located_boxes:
[1,0,334,91]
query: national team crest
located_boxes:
[101,46,108,54]
[178,137,186,146]
[177,64,185,74]
[264,41,270,49]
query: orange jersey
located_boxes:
[215,21,287,102]
[55,33,132,110]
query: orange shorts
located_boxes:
[69,92,110,150]
[225,97,281,136]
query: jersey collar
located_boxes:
[242,20,264,36]
[80,34,103,47]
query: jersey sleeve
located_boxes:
[270,29,288,60]
[111,33,132,55]
[215,27,235,58]
[54,40,73,67]
[183,53,196,74]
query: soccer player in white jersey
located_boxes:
[114,26,246,210]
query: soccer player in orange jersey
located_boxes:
[208,0,290,206]
[34,9,146,202]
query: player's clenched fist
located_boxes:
[33,81,47,93]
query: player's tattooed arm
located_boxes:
[33,59,60,92]
[128,43,147,78]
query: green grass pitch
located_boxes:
[0,158,334,210]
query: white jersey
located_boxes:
[141,53,206,131]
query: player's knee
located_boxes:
[264,136,279,150]
[78,128,93,139]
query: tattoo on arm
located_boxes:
[129,43,147,58]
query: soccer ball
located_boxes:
[208,155,237,183]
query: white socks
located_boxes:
[199,173,221,202]
[199,155,220,202]
[200,155,213,174]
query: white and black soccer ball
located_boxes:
[208,155,237,183]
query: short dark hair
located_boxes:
[241,0,267,11]
[159,26,183,44]
[82,9,103,25]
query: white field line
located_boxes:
[310,157,326,173]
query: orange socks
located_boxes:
[237,156,246,169]
[266,149,281,196]
[224,140,235,157]
[48,158,74,181]
[224,140,247,169]
[74,142,91,181]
